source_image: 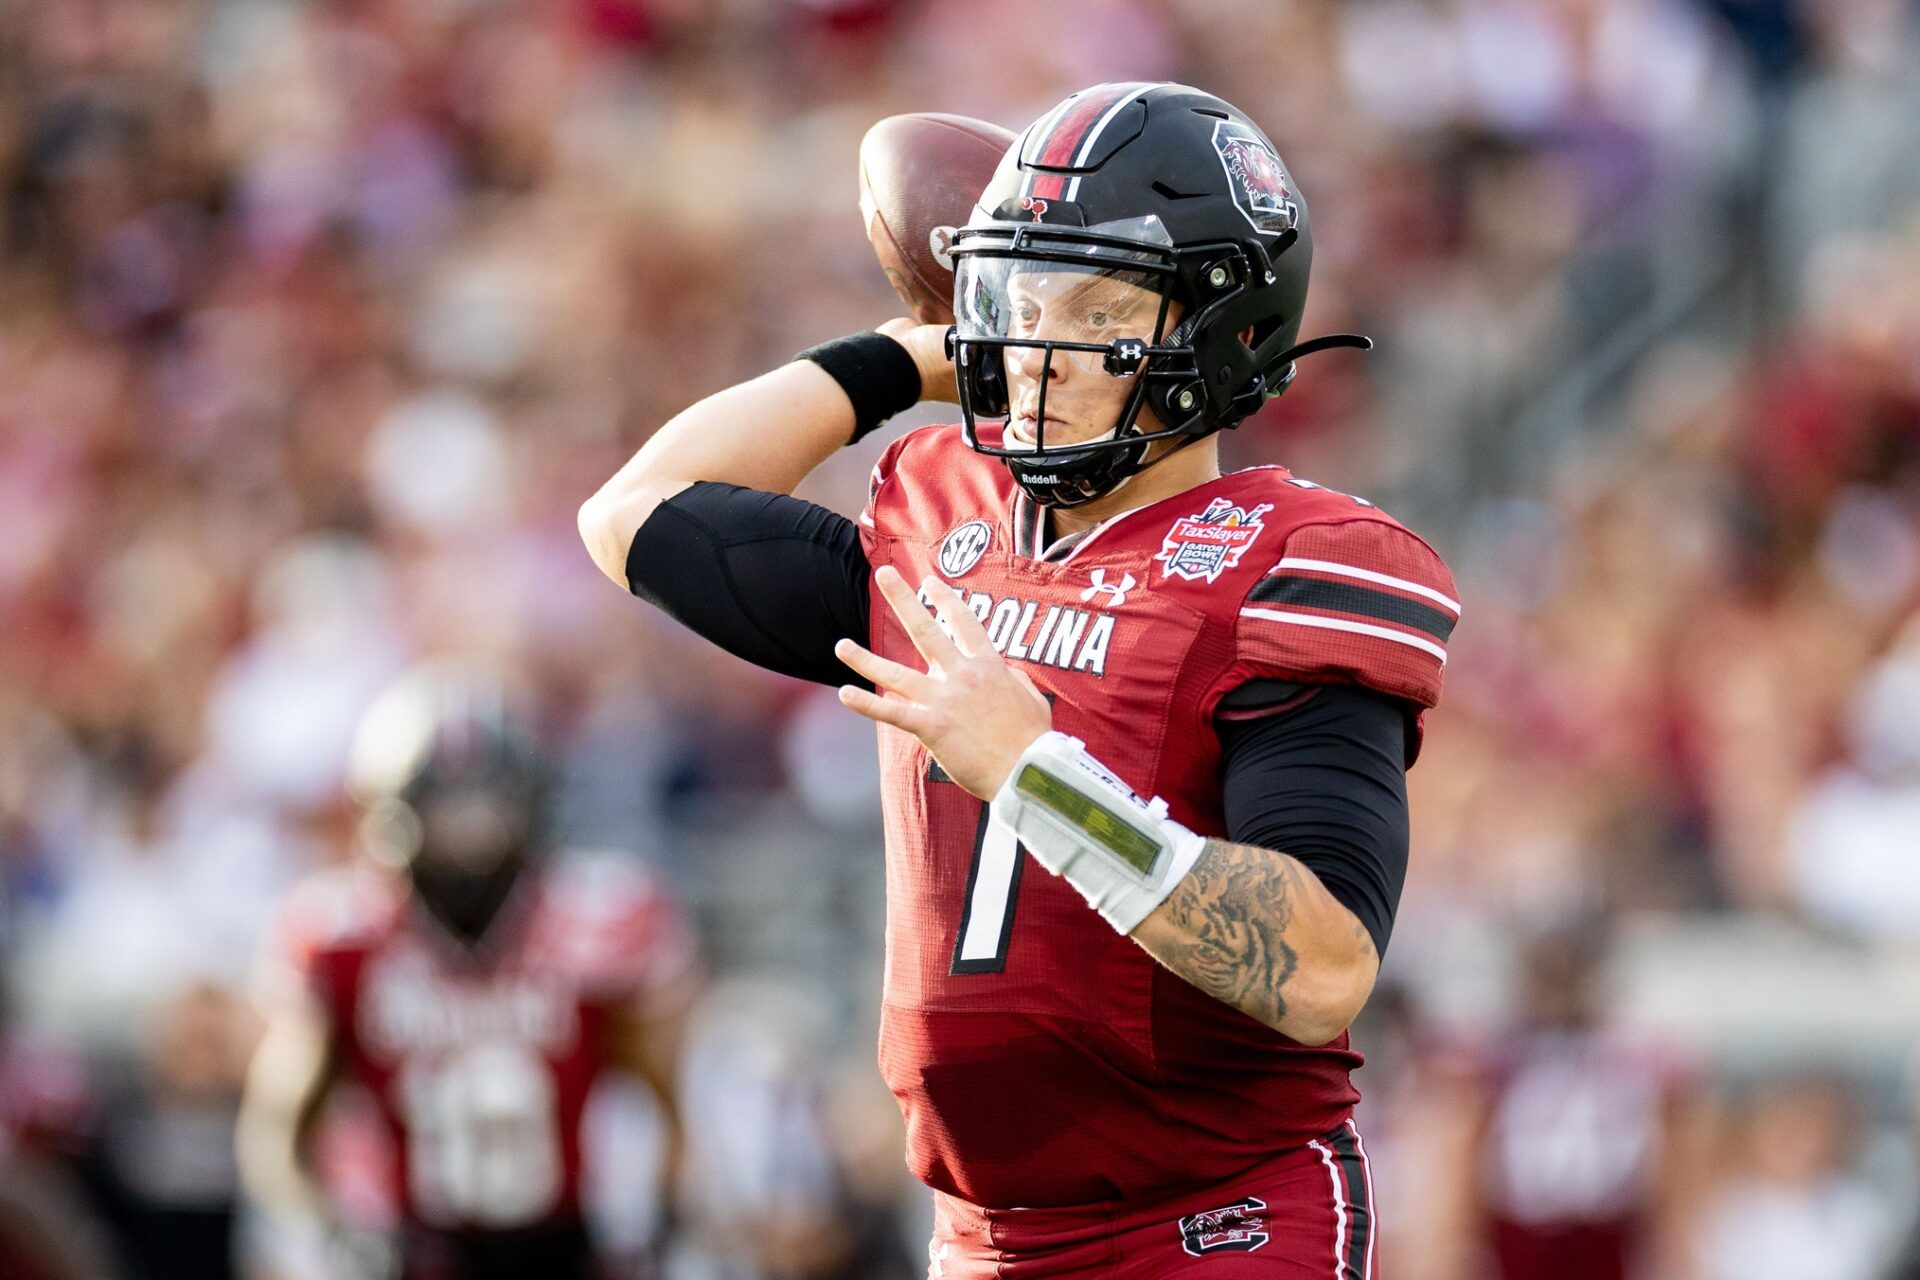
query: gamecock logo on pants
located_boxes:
[1178,1196,1270,1256]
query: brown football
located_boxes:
[859,113,1016,326]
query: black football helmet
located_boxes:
[947,82,1369,508]
[347,661,551,944]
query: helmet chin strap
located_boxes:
[1084,428,1201,501]
[1009,414,1187,511]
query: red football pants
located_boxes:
[928,1121,1378,1280]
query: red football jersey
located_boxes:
[859,425,1458,1210]
[267,854,695,1230]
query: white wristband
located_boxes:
[989,731,1208,935]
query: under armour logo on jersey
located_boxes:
[1079,568,1136,608]
[927,1239,950,1279]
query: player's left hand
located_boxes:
[835,565,1052,800]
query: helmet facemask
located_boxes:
[348,661,549,947]
[406,782,535,944]
[950,217,1202,509]
[949,215,1347,509]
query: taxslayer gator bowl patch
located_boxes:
[1155,497,1274,583]
[1178,1196,1270,1256]
[1213,120,1298,235]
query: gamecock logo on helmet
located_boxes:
[1212,122,1299,234]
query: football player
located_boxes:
[237,663,697,1280]
[1454,920,1700,1280]
[581,82,1457,1277]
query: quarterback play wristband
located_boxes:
[990,732,1208,935]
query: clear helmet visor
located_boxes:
[951,214,1177,364]
[956,258,1169,355]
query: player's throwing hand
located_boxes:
[835,565,1051,800]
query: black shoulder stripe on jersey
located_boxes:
[1249,576,1456,643]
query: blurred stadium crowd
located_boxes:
[2,0,1919,1277]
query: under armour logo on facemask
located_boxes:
[1080,568,1136,608]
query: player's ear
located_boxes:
[1240,325,1255,346]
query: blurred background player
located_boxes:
[236,663,697,1280]
[0,953,120,1280]
[1443,917,1703,1280]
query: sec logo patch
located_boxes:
[937,520,993,578]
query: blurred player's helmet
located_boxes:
[348,661,551,942]
[948,82,1368,507]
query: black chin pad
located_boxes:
[411,857,526,944]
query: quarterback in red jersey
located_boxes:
[582,82,1457,1277]
[237,665,697,1280]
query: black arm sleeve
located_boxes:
[1217,683,1411,957]
[624,481,872,687]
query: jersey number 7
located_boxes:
[951,800,1026,975]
